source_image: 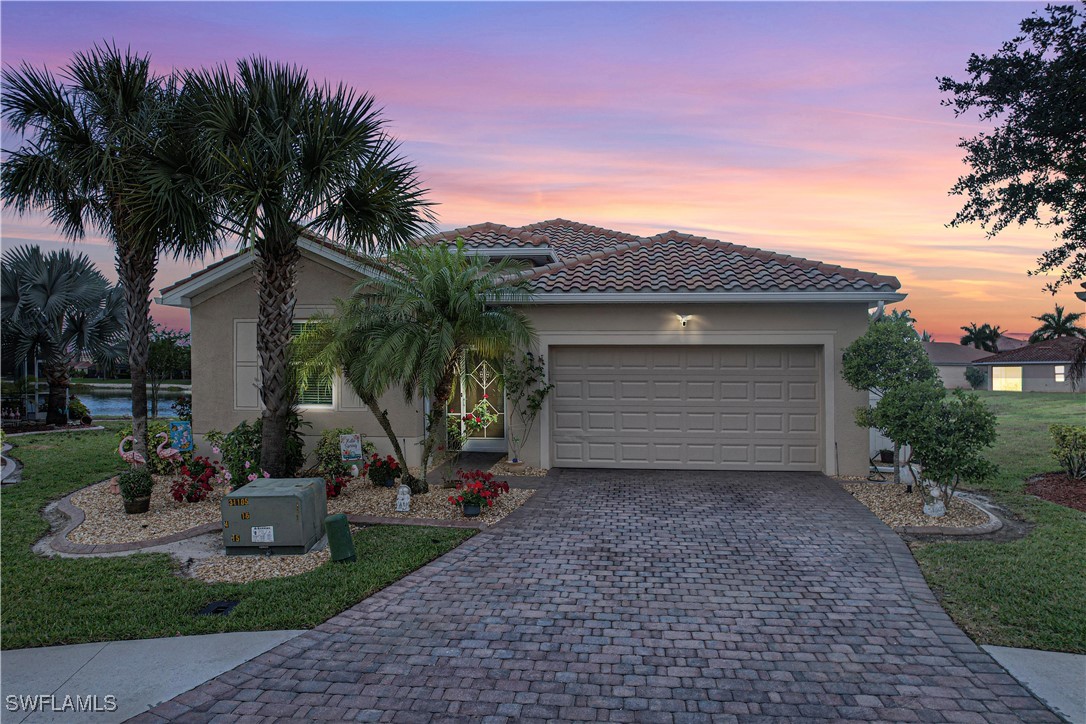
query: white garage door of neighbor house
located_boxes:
[550,346,823,470]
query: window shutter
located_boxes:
[235,321,260,410]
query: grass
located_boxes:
[911,391,1086,653]
[1,422,474,650]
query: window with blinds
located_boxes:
[292,322,333,406]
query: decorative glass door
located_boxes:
[448,354,506,452]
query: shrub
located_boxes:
[964,366,987,390]
[315,428,373,481]
[117,467,154,501]
[117,421,175,475]
[447,469,509,509]
[171,456,221,503]
[367,453,402,487]
[1051,425,1086,479]
[67,395,91,421]
[172,394,192,422]
[206,420,262,488]
[326,476,349,498]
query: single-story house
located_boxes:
[159,219,905,477]
[973,336,1085,393]
[923,341,989,389]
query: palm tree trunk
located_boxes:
[43,364,69,426]
[360,391,427,493]
[418,363,459,491]
[255,246,299,477]
[118,243,157,464]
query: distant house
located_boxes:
[973,337,1085,393]
[923,342,988,389]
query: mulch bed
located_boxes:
[1026,472,1086,513]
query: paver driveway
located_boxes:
[137,472,1058,723]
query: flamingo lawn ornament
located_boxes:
[155,432,183,465]
[118,436,146,466]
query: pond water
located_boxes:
[72,388,187,419]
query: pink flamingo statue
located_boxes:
[155,432,183,466]
[118,436,146,466]
[114,436,147,494]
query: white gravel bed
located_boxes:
[328,479,535,523]
[192,548,331,584]
[841,481,989,529]
[67,475,225,545]
[488,458,550,477]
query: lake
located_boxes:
[72,387,187,419]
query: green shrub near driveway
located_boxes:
[1,423,474,649]
[1050,424,1086,479]
[911,391,1086,653]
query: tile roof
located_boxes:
[160,218,901,301]
[515,230,900,294]
[974,336,1086,364]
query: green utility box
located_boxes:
[221,477,327,555]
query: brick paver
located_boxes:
[135,471,1058,722]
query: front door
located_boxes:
[448,354,506,452]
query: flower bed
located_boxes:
[67,475,225,544]
[328,479,533,523]
[841,481,988,529]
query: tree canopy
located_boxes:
[939,4,1086,292]
[1030,304,1086,343]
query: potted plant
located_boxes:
[118,467,154,514]
[326,476,348,498]
[447,469,510,517]
[366,453,402,488]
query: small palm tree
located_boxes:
[1029,304,1086,343]
[1,246,125,424]
[184,58,433,476]
[302,242,535,493]
[2,44,218,459]
[959,322,1003,352]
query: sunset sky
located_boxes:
[2,1,1078,339]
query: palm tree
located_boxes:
[1,44,219,460]
[300,241,535,493]
[1029,304,1086,343]
[959,322,1003,352]
[1,246,125,425]
[184,58,433,476]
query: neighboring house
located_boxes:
[159,219,905,477]
[923,341,988,389]
[973,336,1085,393]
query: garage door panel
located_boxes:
[550,345,823,471]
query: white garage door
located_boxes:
[550,346,823,470]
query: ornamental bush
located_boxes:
[171,456,221,503]
[964,366,987,390]
[366,453,402,487]
[447,469,510,509]
[117,467,154,501]
[315,428,373,481]
[1051,424,1086,480]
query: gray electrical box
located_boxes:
[221,477,327,555]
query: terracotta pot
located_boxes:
[462,502,481,518]
[108,476,120,495]
[123,496,151,515]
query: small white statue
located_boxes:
[395,483,411,512]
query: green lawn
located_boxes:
[911,391,1086,654]
[1,423,474,650]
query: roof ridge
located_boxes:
[524,218,643,243]
[510,235,655,283]
[642,230,899,290]
[419,222,552,247]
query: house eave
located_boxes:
[511,291,906,305]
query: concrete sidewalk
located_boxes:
[985,645,1086,724]
[0,630,304,723]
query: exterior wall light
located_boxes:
[678,314,691,328]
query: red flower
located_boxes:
[482,393,489,399]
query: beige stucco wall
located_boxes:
[936,364,974,390]
[986,363,1079,393]
[516,302,873,477]
[188,253,424,466]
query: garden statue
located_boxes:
[395,483,411,512]
[155,432,183,465]
[118,436,146,466]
